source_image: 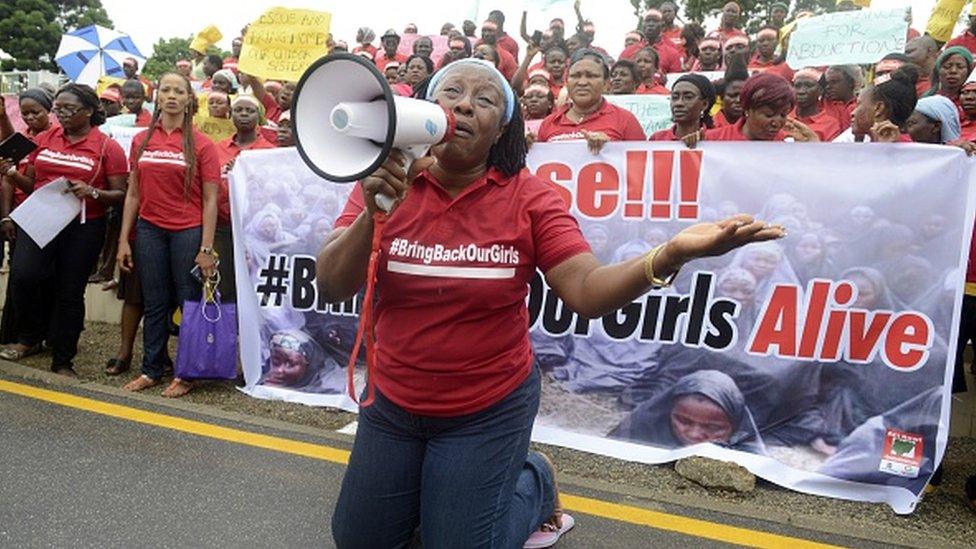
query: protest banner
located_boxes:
[238,8,331,82]
[604,94,672,136]
[231,144,975,514]
[786,8,908,69]
[925,0,967,43]
[397,35,450,66]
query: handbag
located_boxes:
[175,275,238,380]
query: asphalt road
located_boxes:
[0,380,886,548]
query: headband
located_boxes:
[963,80,976,91]
[482,21,498,30]
[528,68,552,81]
[699,38,721,49]
[99,88,121,103]
[874,59,904,74]
[644,8,663,18]
[724,36,749,48]
[231,94,260,109]
[873,73,892,85]
[208,91,229,102]
[176,59,191,68]
[524,84,551,96]
[793,67,823,82]
[757,28,778,40]
[426,58,515,123]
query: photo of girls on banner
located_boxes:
[229,143,976,514]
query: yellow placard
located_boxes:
[237,8,331,82]
[96,76,126,96]
[926,0,968,42]
[190,25,223,54]
[193,114,237,143]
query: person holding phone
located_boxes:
[0,84,127,374]
[117,71,220,398]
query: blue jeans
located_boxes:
[332,366,555,549]
[135,219,201,379]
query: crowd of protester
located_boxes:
[3,0,976,503]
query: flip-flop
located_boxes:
[523,513,575,549]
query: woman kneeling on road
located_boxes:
[319,57,784,548]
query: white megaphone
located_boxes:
[292,52,455,211]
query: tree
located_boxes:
[0,0,113,71]
[143,37,192,80]
[142,36,228,81]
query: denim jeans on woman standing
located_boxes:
[331,365,556,549]
[135,218,201,380]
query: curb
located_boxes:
[0,359,961,548]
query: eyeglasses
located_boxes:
[52,105,85,117]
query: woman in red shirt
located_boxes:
[608,59,640,94]
[117,72,220,398]
[790,68,843,141]
[702,72,819,142]
[537,49,646,152]
[649,73,715,141]
[960,80,976,141]
[0,84,127,373]
[634,47,669,95]
[712,62,749,128]
[322,57,784,547]
[0,89,56,348]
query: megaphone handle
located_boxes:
[374,145,432,213]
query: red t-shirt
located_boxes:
[619,40,683,74]
[636,83,670,95]
[353,44,378,58]
[791,109,842,141]
[28,126,128,220]
[374,51,408,72]
[748,57,795,81]
[134,109,153,128]
[712,109,737,128]
[820,98,856,131]
[215,134,276,224]
[948,31,976,57]
[131,124,220,231]
[649,125,702,141]
[334,168,590,416]
[703,118,786,141]
[706,27,748,44]
[662,26,683,49]
[497,33,520,62]
[536,100,647,142]
[961,118,976,141]
[260,93,283,124]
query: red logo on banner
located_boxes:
[879,429,924,478]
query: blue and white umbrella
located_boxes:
[55,25,145,88]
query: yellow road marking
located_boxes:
[0,379,840,549]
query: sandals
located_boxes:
[123,375,160,392]
[161,378,194,398]
[524,453,575,549]
[524,514,575,549]
[0,343,42,361]
[105,358,130,376]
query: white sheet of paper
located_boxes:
[10,177,81,249]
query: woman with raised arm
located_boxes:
[320,57,784,548]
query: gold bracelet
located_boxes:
[643,244,679,287]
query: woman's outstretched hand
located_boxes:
[663,214,786,268]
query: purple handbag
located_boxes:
[175,292,238,380]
